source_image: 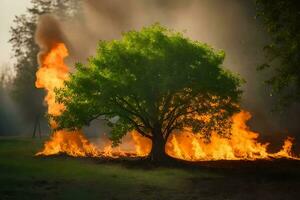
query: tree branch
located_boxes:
[114,96,152,129]
[119,114,152,139]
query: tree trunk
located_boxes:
[149,128,168,162]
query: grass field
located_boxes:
[0,137,300,200]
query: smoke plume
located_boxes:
[35,15,67,63]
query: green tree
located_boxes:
[0,64,18,135]
[256,0,300,107]
[54,24,243,162]
[9,0,80,127]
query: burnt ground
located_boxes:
[0,137,300,200]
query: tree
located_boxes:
[54,24,243,162]
[0,64,19,135]
[9,0,80,127]
[256,0,300,107]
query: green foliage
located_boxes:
[256,0,300,107]
[54,24,243,144]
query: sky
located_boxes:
[0,0,31,69]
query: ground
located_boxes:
[0,137,300,200]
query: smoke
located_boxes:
[34,0,299,146]
[35,15,67,62]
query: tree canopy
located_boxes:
[54,24,243,161]
[256,0,300,107]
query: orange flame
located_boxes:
[36,43,299,161]
[165,111,274,160]
[36,43,69,119]
[36,131,99,157]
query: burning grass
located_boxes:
[35,111,300,161]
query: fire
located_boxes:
[36,43,69,119]
[36,131,99,157]
[36,42,299,161]
[272,137,294,159]
[37,130,150,158]
[165,111,286,161]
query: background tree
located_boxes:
[9,0,80,132]
[256,0,300,107]
[0,64,19,135]
[54,24,243,162]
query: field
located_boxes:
[0,137,300,200]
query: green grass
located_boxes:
[0,138,218,200]
[2,137,299,200]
